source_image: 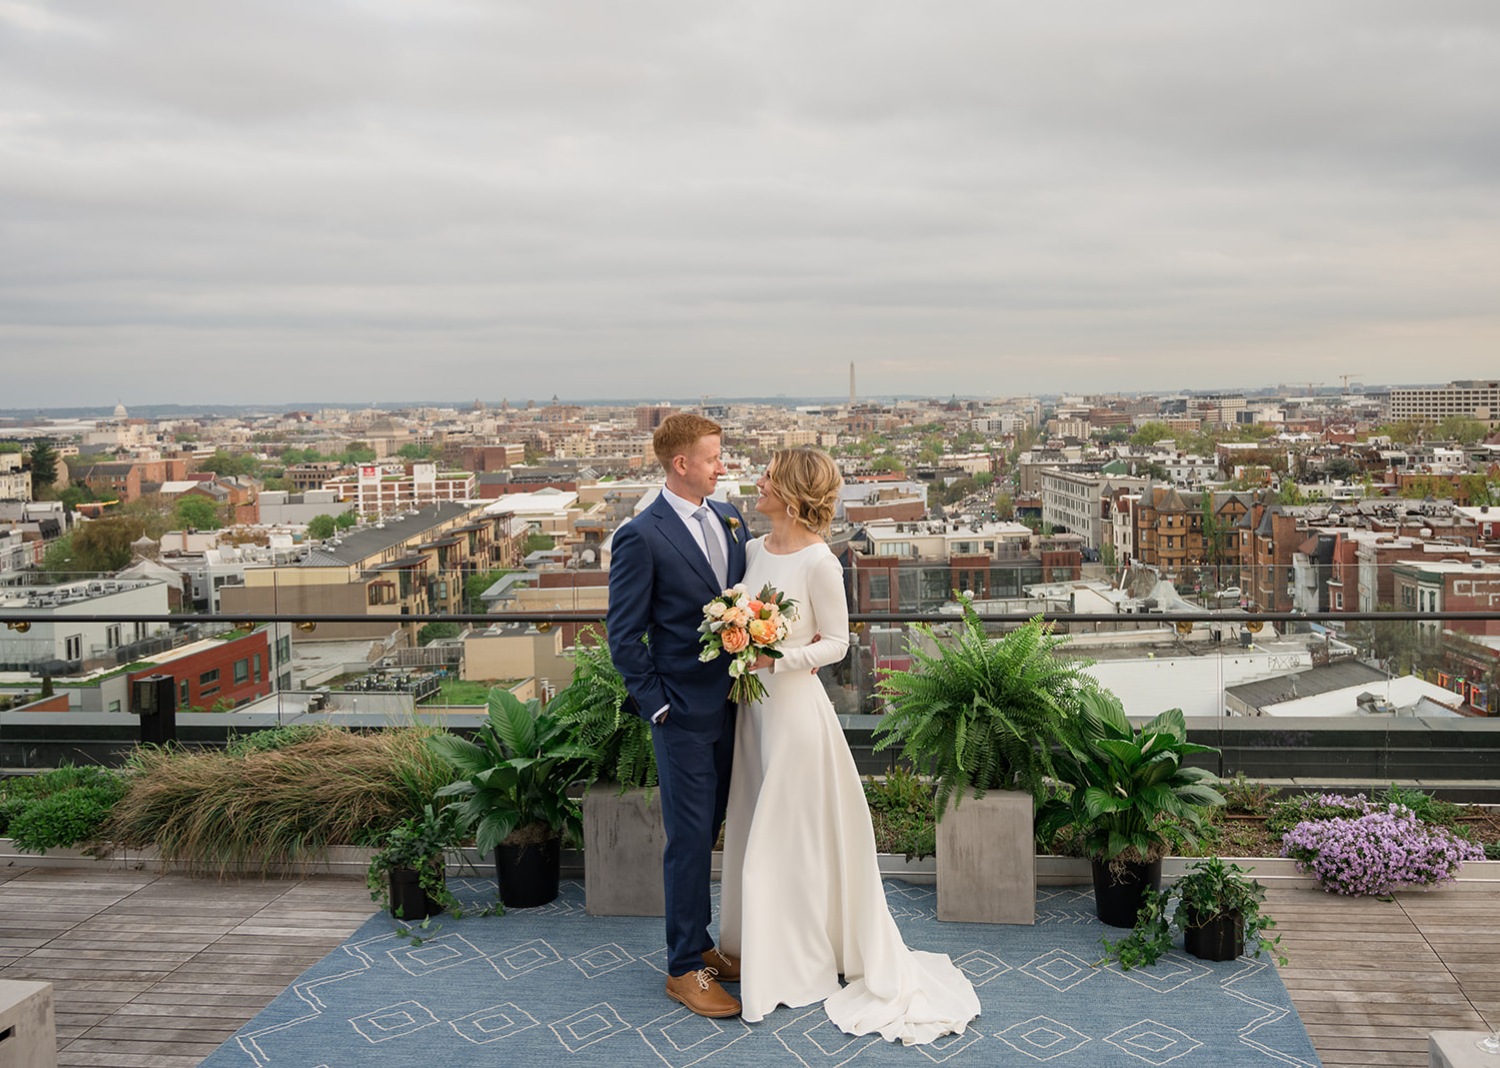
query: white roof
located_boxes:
[482,490,579,516]
[1261,674,1464,718]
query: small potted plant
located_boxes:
[1100,856,1287,970]
[428,686,595,909]
[1036,696,1225,927]
[366,804,465,922]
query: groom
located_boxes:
[607,413,748,1018]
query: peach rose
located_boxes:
[747,600,764,615]
[723,607,749,627]
[721,627,749,653]
[747,618,775,644]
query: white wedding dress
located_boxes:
[719,538,981,1045]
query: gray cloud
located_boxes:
[2,0,1498,406]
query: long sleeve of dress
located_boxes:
[773,551,849,674]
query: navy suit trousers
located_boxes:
[652,703,737,977]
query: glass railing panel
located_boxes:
[4,549,1499,793]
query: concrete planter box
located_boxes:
[580,786,667,916]
[936,790,1035,925]
[0,980,56,1068]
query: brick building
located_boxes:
[127,627,275,713]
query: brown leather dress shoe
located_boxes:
[703,946,740,982]
[665,969,741,1018]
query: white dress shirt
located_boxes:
[659,484,731,573]
[651,485,731,723]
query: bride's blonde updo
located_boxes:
[768,446,843,536]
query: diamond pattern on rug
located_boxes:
[204,878,1323,1068]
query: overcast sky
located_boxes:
[2,1,1497,408]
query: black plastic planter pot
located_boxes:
[496,837,561,909]
[388,867,443,921]
[1183,910,1245,961]
[1091,857,1163,928]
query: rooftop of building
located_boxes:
[0,577,163,609]
[296,501,480,566]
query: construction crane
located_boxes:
[1339,372,1361,392]
[1301,382,1324,396]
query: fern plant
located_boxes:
[547,628,657,790]
[873,607,1098,814]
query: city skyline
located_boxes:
[3,3,1498,406]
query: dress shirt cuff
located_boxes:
[651,704,669,724]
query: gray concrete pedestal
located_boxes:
[936,790,1036,925]
[581,786,667,916]
[0,980,56,1068]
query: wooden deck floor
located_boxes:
[0,867,1494,1067]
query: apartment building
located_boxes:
[126,626,277,713]
[0,453,29,501]
[322,463,478,518]
[0,579,170,673]
[65,457,190,504]
[1039,469,1147,550]
[1389,381,1500,428]
[220,501,507,643]
[1130,487,1250,579]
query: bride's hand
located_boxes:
[750,653,774,671]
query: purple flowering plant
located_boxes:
[1279,794,1486,896]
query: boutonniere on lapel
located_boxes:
[723,515,743,543]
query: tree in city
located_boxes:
[1130,422,1174,449]
[1458,473,1498,507]
[397,443,437,461]
[1100,543,1118,568]
[118,496,173,540]
[465,567,521,612]
[1399,475,1454,501]
[334,510,358,530]
[174,495,222,531]
[418,622,461,646]
[1377,420,1429,446]
[307,514,338,539]
[1226,466,1272,491]
[522,532,555,556]
[26,440,59,489]
[1198,493,1228,569]
[869,455,904,473]
[1436,416,1488,445]
[196,451,262,478]
[993,492,1015,520]
[1135,460,1170,482]
[58,483,98,512]
[1277,481,1308,505]
[974,471,994,488]
[1352,603,1444,679]
[1325,455,1359,482]
[43,516,147,577]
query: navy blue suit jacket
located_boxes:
[607,493,747,728]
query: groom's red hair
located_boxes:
[653,413,723,470]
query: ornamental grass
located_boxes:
[103,723,458,875]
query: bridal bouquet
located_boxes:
[698,582,799,705]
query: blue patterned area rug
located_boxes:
[200,878,1322,1067]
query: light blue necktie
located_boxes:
[693,506,729,590]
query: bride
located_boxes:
[718,446,981,1045]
